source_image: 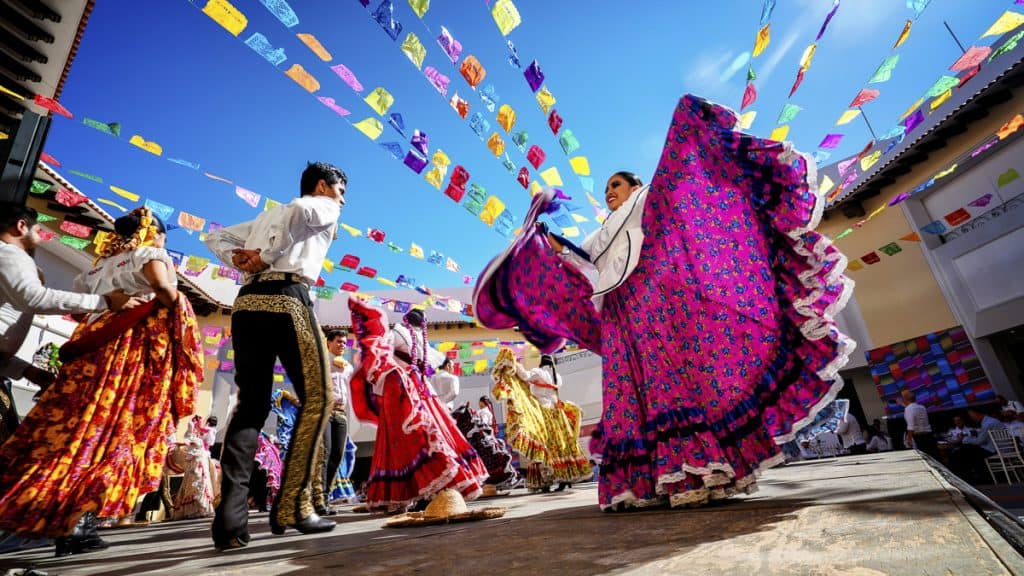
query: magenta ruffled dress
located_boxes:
[474,95,854,509]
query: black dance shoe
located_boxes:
[54,534,110,557]
[270,513,336,535]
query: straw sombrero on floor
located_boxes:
[384,489,507,528]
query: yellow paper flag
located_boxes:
[491,0,522,36]
[409,0,430,17]
[893,19,912,49]
[935,163,957,179]
[867,204,886,220]
[481,196,506,225]
[571,213,589,223]
[437,342,456,352]
[431,149,451,171]
[981,11,1024,38]
[424,166,444,189]
[377,277,398,287]
[0,84,25,101]
[285,64,319,93]
[353,117,384,140]
[410,243,425,259]
[539,166,563,186]
[536,86,556,115]
[129,135,162,156]
[202,0,248,37]
[339,223,362,237]
[900,98,923,120]
[486,132,505,156]
[497,104,516,132]
[736,110,757,130]
[836,109,861,126]
[323,259,334,273]
[529,181,542,196]
[798,43,817,72]
[273,373,285,383]
[96,198,127,212]
[930,89,952,111]
[753,24,770,57]
[106,186,139,202]
[364,87,394,115]
[769,125,789,142]
[297,33,332,61]
[401,33,427,69]
[819,174,835,196]
[846,260,864,272]
[860,150,881,172]
[473,359,488,373]
[561,226,580,238]
[264,197,281,212]
[569,156,590,176]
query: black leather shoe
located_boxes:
[54,534,109,557]
[213,534,250,552]
[270,513,336,535]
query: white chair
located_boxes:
[985,428,1024,484]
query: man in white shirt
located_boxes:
[901,389,937,457]
[321,329,352,513]
[431,358,460,411]
[0,203,138,441]
[865,427,890,453]
[835,413,866,455]
[206,163,345,550]
[945,415,974,443]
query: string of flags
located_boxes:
[833,113,1022,273]
[821,6,1024,206]
[767,0,841,143]
[736,0,776,130]
[187,0,522,240]
[476,0,607,227]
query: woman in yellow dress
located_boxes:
[491,350,590,491]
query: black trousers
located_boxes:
[847,443,867,455]
[323,414,349,502]
[213,281,332,542]
[912,432,939,459]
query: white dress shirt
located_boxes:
[330,356,353,413]
[835,414,865,448]
[0,240,106,378]
[476,406,495,428]
[430,369,460,410]
[866,435,889,452]
[74,247,176,324]
[903,402,932,434]
[204,195,340,285]
[527,366,562,409]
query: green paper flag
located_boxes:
[997,168,1019,188]
[868,55,899,84]
[833,228,853,240]
[777,103,801,124]
[878,242,902,256]
[67,170,103,183]
[82,117,121,137]
[60,235,91,250]
[747,67,756,82]
[30,180,51,194]
[990,30,1024,62]
[924,75,959,98]
[36,213,57,223]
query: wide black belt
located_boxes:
[245,272,308,286]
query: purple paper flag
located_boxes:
[904,109,925,133]
[404,150,428,173]
[838,156,857,176]
[317,96,351,117]
[524,60,544,92]
[819,133,843,149]
[424,66,450,96]
[888,192,910,206]
[235,186,261,208]
[816,0,840,41]
[971,139,998,157]
[220,360,235,372]
[331,63,363,92]
[968,193,993,208]
[411,129,428,155]
[437,26,462,63]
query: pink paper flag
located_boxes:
[331,64,363,92]
[317,96,351,117]
[849,89,880,108]
[837,156,857,176]
[949,46,992,71]
[235,186,261,207]
[741,82,757,110]
[205,172,233,184]
[59,220,92,238]
[819,134,843,149]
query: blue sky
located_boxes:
[45,0,1013,293]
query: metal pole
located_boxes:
[858,106,878,141]
[943,21,968,54]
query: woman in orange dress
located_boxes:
[0,207,202,556]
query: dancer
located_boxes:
[491,353,591,492]
[475,95,853,509]
[431,358,460,411]
[347,299,487,511]
[451,398,519,489]
[171,415,219,520]
[0,206,202,554]
[252,432,283,510]
[207,162,346,549]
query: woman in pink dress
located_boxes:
[474,95,854,510]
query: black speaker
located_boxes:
[0,110,50,204]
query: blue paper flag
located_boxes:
[144,198,174,221]
[372,0,403,41]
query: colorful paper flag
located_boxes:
[846,260,864,272]
[202,0,249,36]
[819,134,843,149]
[849,89,880,108]
[296,33,331,61]
[331,63,363,92]
[836,109,860,126]
[354,117,384,140]
[55,188,87,207]
[980,10,1024,38]
[769,125,789,141]
[869,55,900,84]
[736,110,757,130]
[777,103,801,124]
[129,135,162,156]
[569,156,590,176]
[285,63,320,92]
[59,220,92,239]
[741,82,757,110]
[536,86,556,115]
[245,32,287,66]
[899,232,921,242]
[861,251,881,265]
[177,211,206,232]
[400,32,427,69]
[540,166,563,187]
[893,19,912,49]
[753,24,771,57]
[491,0,522,36]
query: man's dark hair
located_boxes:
[0,202,38,232]
[301,162,347,196]
[326,329,346,341]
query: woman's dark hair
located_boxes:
[0,202,38,231]
[612,171,643,187]
[301,161,347,196]
[540,354,558,382]
[440,358,451,370]
[114,212,165,238]
[206,416,218,426]
[404,308,425,328]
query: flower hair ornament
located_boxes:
[94,206,162,262]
